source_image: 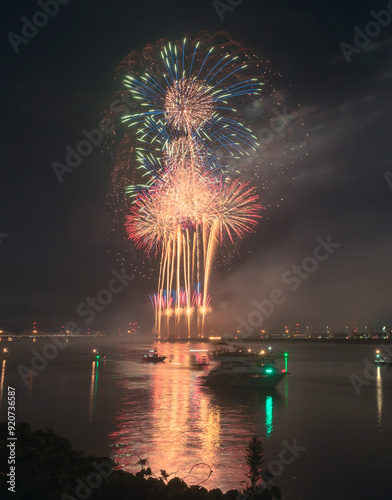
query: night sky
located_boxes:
[2,0,392,333]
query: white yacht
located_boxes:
[212,345,288,365]
[204,359,287,388]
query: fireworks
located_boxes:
[164,77,215,133]
[111,33,266,338]
[121,34,263,170]
[126,163,217,251]
[127,171,260,251]
[126,161,261,336]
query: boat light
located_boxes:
[265,368,274,374]
[260,350,265,355]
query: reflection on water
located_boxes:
[283,376,289,417]
[376,366,382,430]
[89,361,99,422]
[2,340,392,498]
[265,395,273,438]
[109,344,283,489]
[0,360,6,409]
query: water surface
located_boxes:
[0,337,391,499]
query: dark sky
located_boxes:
[1,0,392,333]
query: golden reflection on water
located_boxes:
[0,360,6,409]
[376,366,382,430]
[109,344,281,490]
[197,394,221,466]
[89,361,99,422]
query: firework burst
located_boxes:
[126,159,262,337]
[121,34,263,165]
[126,162,217,252]
[164,77,215,133]
[107,33,269,338]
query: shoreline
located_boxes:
[157,337,389,345]
[2,334,390,345]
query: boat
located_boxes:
[142,348,166,363]
[84,349,105,361]
[212,344,288,365]
[259,347,289,362]
[374,349,391,366]
[204,359,287,388]
[0,347,13,360]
